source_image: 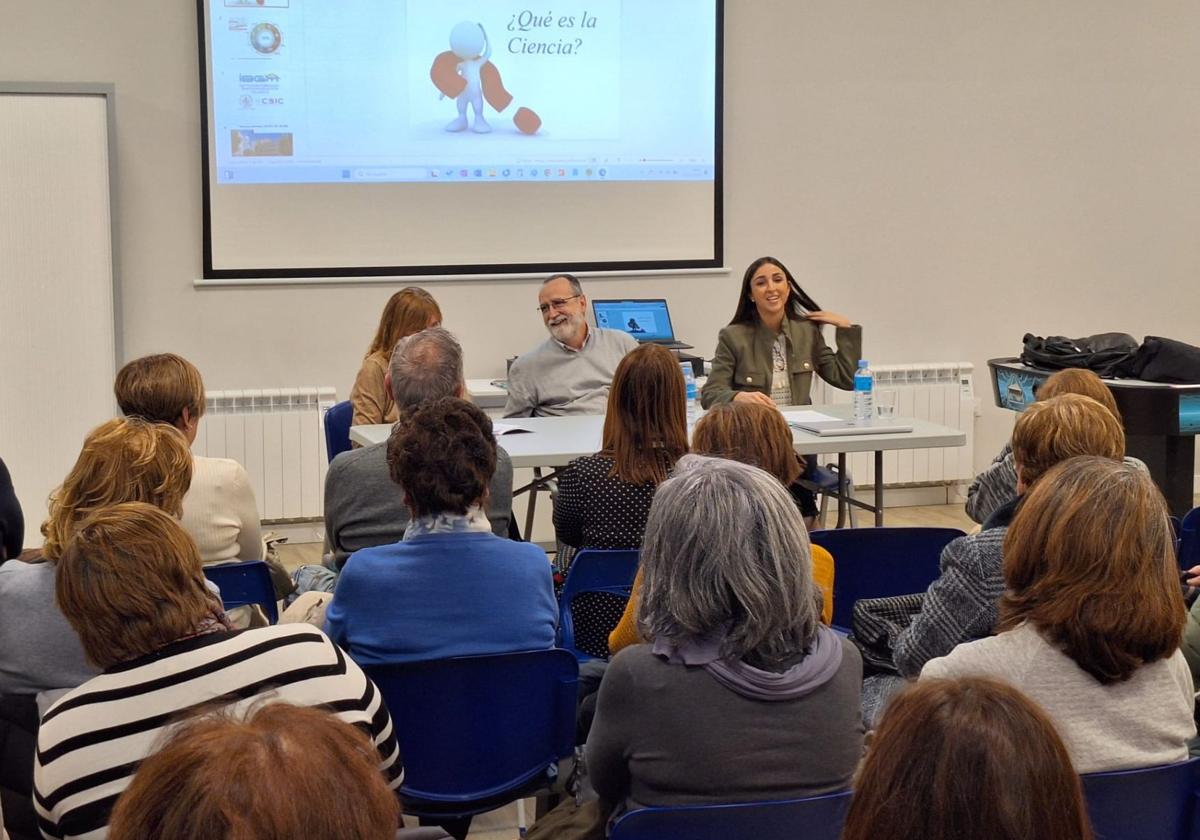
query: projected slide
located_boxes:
[209,0,715,185]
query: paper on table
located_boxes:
[492,423,532,436]
[781,409,840,424]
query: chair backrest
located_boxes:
[324,399,354,463]
[1081,757,1200,840]
[202,560,278,624]
[557,548,640,658]
[808,527,965,631]
[609,790,852,840]
[1179,507,1200,570]
[364,649,578,815]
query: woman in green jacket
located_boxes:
[701,256,862,409]
[701,256,862,525]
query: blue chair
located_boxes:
[1179,507,1200,570]
[557,548,640,661]
[364,649,578,821]
[1081,757,1200,840]
[609,790,852,840]
[202,560,278,624]
[323,399,354,463]
[808,527,965,631]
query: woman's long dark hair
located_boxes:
[729,256,822,326]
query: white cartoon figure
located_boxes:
[445,21,491,133]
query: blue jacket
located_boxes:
[325,532,558,667]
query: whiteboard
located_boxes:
[0,84,120,549]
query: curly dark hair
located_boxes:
[386,397,497,517]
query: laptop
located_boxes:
[790,419,913,437]
[591,298,693,350]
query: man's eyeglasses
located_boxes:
[536,294,582,315]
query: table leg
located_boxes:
[874,450,884,527]
[835,453,848,529]
[523,466,543,541]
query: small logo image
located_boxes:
[572,168,579,176]
[516,168,524,177]
[502,168,511,177]
[473,169,483,177]
[558,168,566,177]
[543,168,551,176]
[585,168,593,176]
[488,169,497,177]
[598,168,607,177]
[249,22,282,54]
[530,169,537,177]
[239,94,254,109]
[460,169,469,177]
[429,169,439,178]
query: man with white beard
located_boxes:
[503,274,638,417]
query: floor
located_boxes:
[276,495,1197,838]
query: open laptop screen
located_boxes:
[592,299,675,342]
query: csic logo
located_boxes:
[260,97,284,105]
[238,73,281,83]
[239,94,254,109]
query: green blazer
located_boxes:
[700,318,863,408]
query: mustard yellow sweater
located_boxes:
[608,544,836,656]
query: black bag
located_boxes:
[1118,336,1200,384]
[1020,333,1139,378]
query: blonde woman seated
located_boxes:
[608,402,834,657]
[923,456,1194,773]
[0,417,192,710]
[352,287,442,427]
[587,456,863,820]
[115,353,261,564]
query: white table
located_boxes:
[465,378,508,410]
[351,406,966,532]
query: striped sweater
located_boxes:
[33,624,401,840]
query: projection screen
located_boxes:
[198,0,723,279]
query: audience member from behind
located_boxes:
[966,367,1141,523]
[325,327,514,569]
[923,457,1194,773]
[352,286,442,426]
[0,456,22,562]
[109,703,447,840]
[552,343,688,658]
[325,398,556,666]
[843,677,1092,840]
[587,456,863,820]
[115,353,262,564]
[504,274,638,417]
[607,402,835,658]
[0,418,192,709]
[35,504,400,840]
[882,395,1126,691]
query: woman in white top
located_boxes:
[114,353,261,563]
[923,456,1194,774]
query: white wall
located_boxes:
[3,0,1199,474]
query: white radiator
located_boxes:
[809,363,976,488]
[191,387,337,521]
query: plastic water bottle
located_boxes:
[680,362,699,423]
[853,360,874,424]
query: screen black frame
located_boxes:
[591,298,676,341]
[196,0,724,280]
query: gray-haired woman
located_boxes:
[586,455,864,819]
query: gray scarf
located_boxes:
[652,625,844,701]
